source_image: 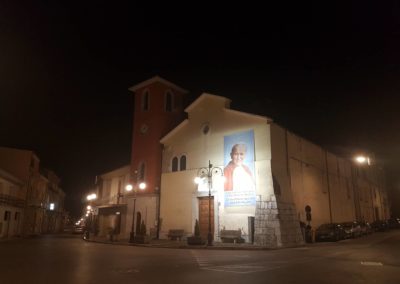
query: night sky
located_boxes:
[1,2,400,217]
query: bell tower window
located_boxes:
[165,91,173,112]
[142,90,149,111]
[138,162,146,181]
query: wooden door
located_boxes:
[198,197,214,239]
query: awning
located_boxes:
[97,204,127,215]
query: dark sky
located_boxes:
[1,2,400,217]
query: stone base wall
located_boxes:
[254,195,304,248]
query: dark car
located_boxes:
[72,225,84,234]
[387,218,400,229]
[315,223,346,242]
[341,221,362,238]
[359,221,372,235]
[370,220,389,232]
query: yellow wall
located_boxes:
[271,123,389,228]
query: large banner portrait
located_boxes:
[223,130,256,209]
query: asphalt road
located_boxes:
[1,231,399,284]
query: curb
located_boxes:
[82,237,299,251]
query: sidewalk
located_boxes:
[83,235,304,250]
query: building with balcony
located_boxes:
[0,146,66,236]
[0,168,24,238]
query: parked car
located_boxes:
[359,221,372,235]
[341,221,362,238]
[315,223,346,242]
[387,218,400,229]
[370,220,389,232]
[72,225,84,234]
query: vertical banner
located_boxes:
[223,130,256,209]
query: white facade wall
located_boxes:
[125,195,158,239]
[160,94,273,241]
[95,165,161,240]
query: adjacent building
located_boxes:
[0,168,24,238]
[0,146,66,238]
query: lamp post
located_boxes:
[195,160,223,246]
[126,182,146,243]
[352,154,371,221]
[84,193,97,239]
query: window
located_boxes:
[4,211,10,221]
[142,90,149,111]
[180,155,186,171]
[138,162,145,181]
[172,157,178,172]
[202,123,210,135]
[165,91,173,112]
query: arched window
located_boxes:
[172,157,178,172]
[142,90,149,111]
[180,155,186,171]
[165,91,173,112]
[138,162,145,181]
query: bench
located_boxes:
[167,229,184,241]
[220,229,245,243]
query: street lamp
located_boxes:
[84,193,97,239]
[355,155,371,165]
[126,181,146,243]
[352,154,372,221]
[195,160,223,246]
[86,193,97,201]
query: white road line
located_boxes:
[361,261,383,266]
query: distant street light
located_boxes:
[355,155,370,165]
[84,193,97,239]
[86,193,97,201]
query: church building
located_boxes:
[94,76,390,248]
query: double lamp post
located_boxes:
[195,160,223,246]
[125,181,146,243]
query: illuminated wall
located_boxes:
[159,93,390,245]
[160,94,274,241]
[271,123,389,228]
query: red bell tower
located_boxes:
[128,76,188,194]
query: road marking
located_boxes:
[114,268,140,273]
[361,261,383,266]
[203,264,269,274]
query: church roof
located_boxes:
[128,75,189,94]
